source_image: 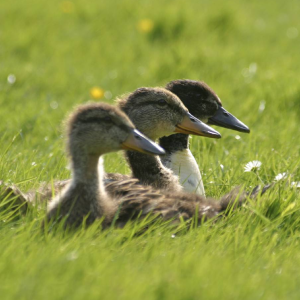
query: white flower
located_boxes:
[274,172,287,182]
[7,74,16,84]
[244,160,262,172]
[291,182,300,188]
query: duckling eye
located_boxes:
[157,99,167,107]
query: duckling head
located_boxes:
[117,87,221,141]
[66,102,165,158]
[166,79,250,133]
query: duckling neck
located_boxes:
[69,150,109,204]
[159,133,189,152]
[159,134,205,196]
[125,150,182,192]
[71,153,101,186]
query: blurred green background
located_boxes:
[1,0,300,299]
[1,0,299,192]
[1,0,300,184]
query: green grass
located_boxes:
[1,0,300,298]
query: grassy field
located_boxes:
[1,0,300,298]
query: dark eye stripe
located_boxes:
[134,100,169,107]
[80,117,131,132]
[81,117,111,124]
[132,100,186,116]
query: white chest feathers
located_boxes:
[162,149,205,196]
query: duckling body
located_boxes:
[113,180,266,227]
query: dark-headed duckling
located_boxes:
[159,79,250,196]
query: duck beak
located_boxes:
[122,129,165,156]
[175,112,221,139]
[208,106,250,133]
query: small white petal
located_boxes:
[244,160,262,172]
[259,100,266,113]
[274,172,287,182]
[291,182,300,188]
[7,74,16,84]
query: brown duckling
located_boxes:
[159,79,250,196]
[46,102,165,228]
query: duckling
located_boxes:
[159,79,250,196]
[46,102,165,228]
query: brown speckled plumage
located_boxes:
[45,103,137,228]
[112,183,270,227]
[41,101,262,229]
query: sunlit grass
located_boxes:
[0,0,300,299]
